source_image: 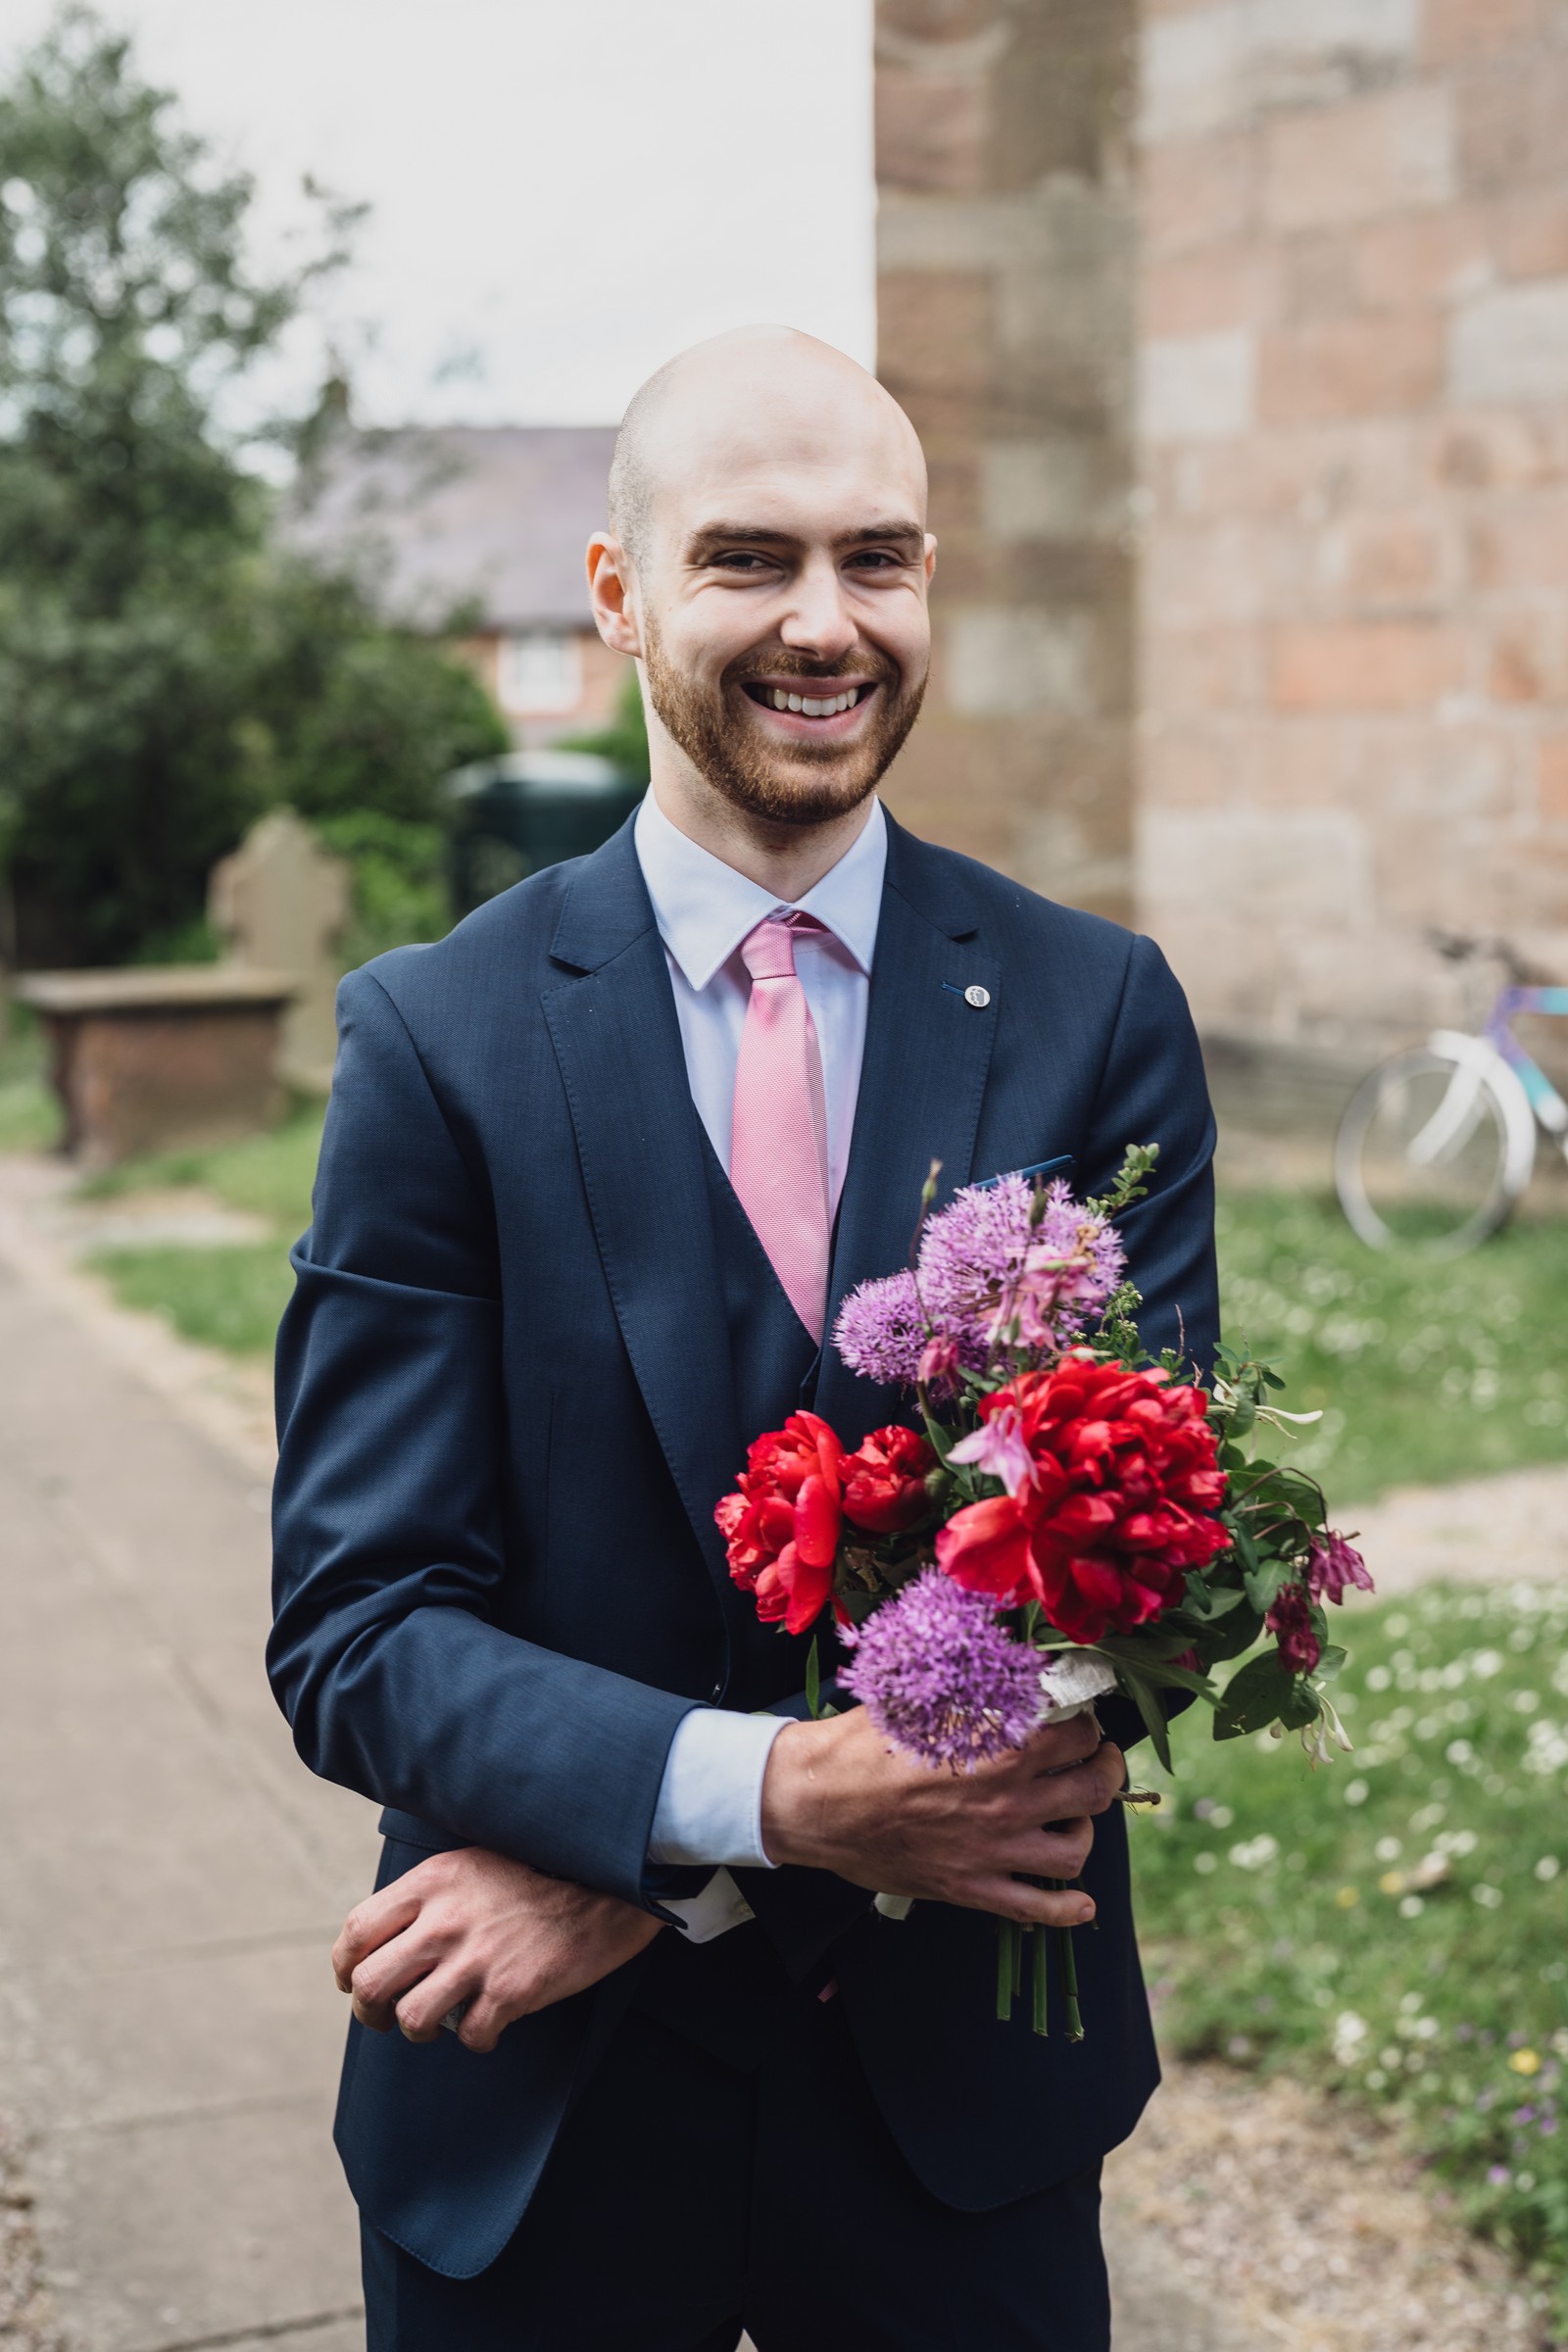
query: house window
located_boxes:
[497,631,583,715]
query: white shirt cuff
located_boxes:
[658,1868,759,1944]
[648,1707,789,1868]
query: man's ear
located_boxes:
[587,532,642,658]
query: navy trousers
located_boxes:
[361,1988,1110,2352]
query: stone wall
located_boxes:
[874,0,1141,920]
[1135,0,1568,1052]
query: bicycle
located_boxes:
[1335,934,1568,1253]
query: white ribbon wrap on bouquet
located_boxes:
[873,1650,1121,1921]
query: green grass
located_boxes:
[75,1101,322,1231]
[77,1102,322,1350]
[1130,1582,1568,2332]
[0,1010,59,1152]
[1216,1191,1568,1500]
[90,1241,299,1353]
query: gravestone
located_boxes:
[209,809,351,1092]
[16,965,296,1167]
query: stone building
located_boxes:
[875,0,1141,922]
[874,0,1568,1061]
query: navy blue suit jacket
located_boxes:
[270,810,1219,2278]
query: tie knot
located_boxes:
[740,912,823,984]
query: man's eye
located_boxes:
[847,551,901,570]
[710,552,773,571]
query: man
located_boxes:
[270,326,1218,2351]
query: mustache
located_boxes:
[725,652,896,688]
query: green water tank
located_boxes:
[444,750,645,915]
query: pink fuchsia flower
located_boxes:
[948,1402,1036,1498]
[1266,1582,1322,1675]
[1307,1531,1373,1605]
[839,1570,1044,1770]
[917,1332,960,1394]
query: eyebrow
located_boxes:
[684,518,925,560]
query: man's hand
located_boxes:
[331,1848,663,2053]
[760,1709,1123,1929]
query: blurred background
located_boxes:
[0,5,1564,2349]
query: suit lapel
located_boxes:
[542,827,742,1596]
[813,818,1001,1446]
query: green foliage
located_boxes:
[1131,1583,1568,2335]
[316,810,450,967]
[0,1004,58,1151]
[1217,1193,1568,1498]
[0,9,505,968]
[559,666,650,778]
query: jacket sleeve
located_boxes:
[1076,931,1220,1382]
[1076,931,1219,1758]
[268,968,699,1907]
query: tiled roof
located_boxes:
[282,423,618,631]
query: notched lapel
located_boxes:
[813,853,1000,1444]
[542,922,742,1603]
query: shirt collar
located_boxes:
[634,788,887,994]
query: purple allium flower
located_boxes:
[949,1402,1036,1497]
[832,1268,925,1387]
[1307,1531,1374,1604]
[1488,2165,1511,2187]
[839,1570,1044,1770]
[915,1175,1123,1371]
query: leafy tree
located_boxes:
[561,666,651,780]
[0,7,506,968]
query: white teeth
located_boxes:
[762,684,865,715]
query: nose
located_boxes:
[777,550,858,665]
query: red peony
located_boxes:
[935,1352,1230,1644]
[714,1411,844,1636]
[841,1425,938,1535]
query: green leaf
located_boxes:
[1115,1663,1174,1773]
[1196,1599,1265,1662]
[1244,1560,1291,1616]
[1181,1575,1246,1622]
[805,1637,821,1722]
[1213,1650,1295,1740]
[1316,1642,1348,1682]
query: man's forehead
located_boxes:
[651,429,926,551]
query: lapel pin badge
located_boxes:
[963,984,991,1008]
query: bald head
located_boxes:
[608,325,925,570]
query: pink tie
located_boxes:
[730,915,831,1343]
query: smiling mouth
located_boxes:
[741,680,875,719]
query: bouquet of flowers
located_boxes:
[715,1147,1372,2039]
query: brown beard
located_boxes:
[642,619,926,827]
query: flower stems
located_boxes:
[1055,1924,1084,2041]
[996,1917,1020,2020]
[998,1904,1086,2038]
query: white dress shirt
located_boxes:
[635,787,887,1939]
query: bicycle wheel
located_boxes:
[1335,1046,1526,1252]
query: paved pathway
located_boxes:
[0,1246,376,2351]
